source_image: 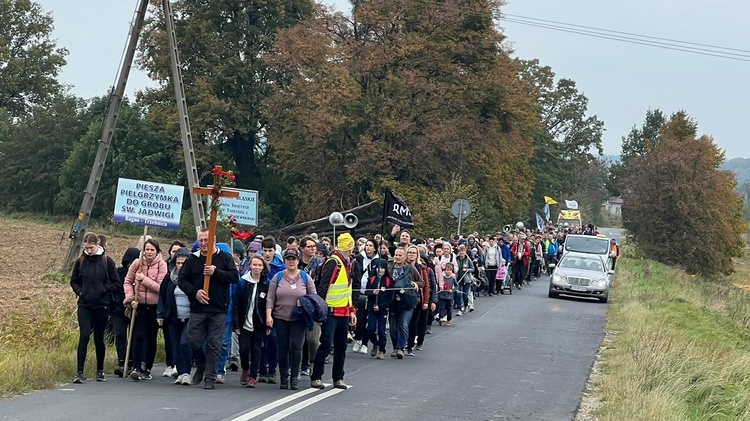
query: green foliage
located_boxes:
[55,99,172,219]
[621,112,747,276]
[517,59,606,218]
[137,0,314,225]
[0,0,67,116]
[266,1,539,222]
[0,93,87,213]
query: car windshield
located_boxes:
[565,236,608,254]
[558,256,604,272]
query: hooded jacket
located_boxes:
[70,246,120,308]
[157,247,191,323]
[125,252,168,306]
[232,274,267,332]
[113,247,140,315]
[365,258,394,311]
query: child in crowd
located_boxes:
[438,263,458,326]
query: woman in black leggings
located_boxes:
[70,233,120,383]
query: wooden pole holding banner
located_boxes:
[124,225,148,375]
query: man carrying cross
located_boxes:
[178,229,238,389]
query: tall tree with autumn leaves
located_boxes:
[621,112,746,276]
[264,0,540,229]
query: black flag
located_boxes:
[383,189,414,228]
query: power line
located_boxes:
[503,13,750,54]
[500,17,750,63]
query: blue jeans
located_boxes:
[461,283,472,309]
[388,309,413,350]
[168,319,191,376]
[366,309,388,351]
[260,329,278,376]
[218,322,232,376]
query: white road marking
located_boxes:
[57,389,75,391]
[261,387,348,421]
[229,386,326,421]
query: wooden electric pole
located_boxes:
[64,0,206,270]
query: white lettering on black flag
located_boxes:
[384,189,415,228]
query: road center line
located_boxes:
[261,387,348,421]
[229,386,323,421]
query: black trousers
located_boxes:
[312,315,349,382]
[107,313,129,366]
[485,266,498,295]
[77,304,109,372]
[131,304,159,373]
[512,262,527,286]
[275,319,306,380]
[238,328,265,378]
[408,305,428,349]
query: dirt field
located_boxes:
[0,218,147,337]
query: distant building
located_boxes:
[602,197,623,218]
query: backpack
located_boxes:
[273,271,310,288]
[393,266,420,310]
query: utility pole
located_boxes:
[63,0,206,270]
[63,0,150,270]
[163,0,206,234]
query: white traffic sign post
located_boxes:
[451,199,471,236]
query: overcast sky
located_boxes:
[38,0,748,159]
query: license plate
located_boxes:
[570,286,588,292]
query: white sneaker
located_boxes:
[162,366,176,378]
[352,340,362,353]
[181,374,192,385]
[456,311,463,316]
[174,373,184,385]
[358,345,369,355]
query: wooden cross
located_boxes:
[193,166,239,295]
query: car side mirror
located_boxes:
[607,270,615,276]
[548,263,556,269]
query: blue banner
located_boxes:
[113,178,184,230]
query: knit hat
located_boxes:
[248,240,262,253]
[233,239,246,256]
[337,233,355,251]
[316,242,329,256]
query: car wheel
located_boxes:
[548,288,558,299]
[599,295,608,303]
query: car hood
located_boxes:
[554,267,606,280]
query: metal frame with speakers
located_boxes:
[328,212,358,241]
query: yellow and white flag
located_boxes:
[544,196,558,205]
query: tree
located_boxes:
[517,59,604,214]
[608,109,666,196]
[517,59,604,156]
[0,0,67,116]
[55,98,171,219]
[0,93,87,213]
[265,0,539,221]
[137,0,315,224]
[621,111,746,276]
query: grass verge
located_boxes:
[591,253,750,420]
[0,282,167,398]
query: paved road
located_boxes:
[0,267,610,421]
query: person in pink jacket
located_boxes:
[124,238,168,380]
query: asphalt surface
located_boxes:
[1,229,622,421]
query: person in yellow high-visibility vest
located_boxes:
[310,233,359,390]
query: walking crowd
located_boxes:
[70,221,614,391]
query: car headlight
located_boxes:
[552,273,566,285]
[593,278,607,287]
